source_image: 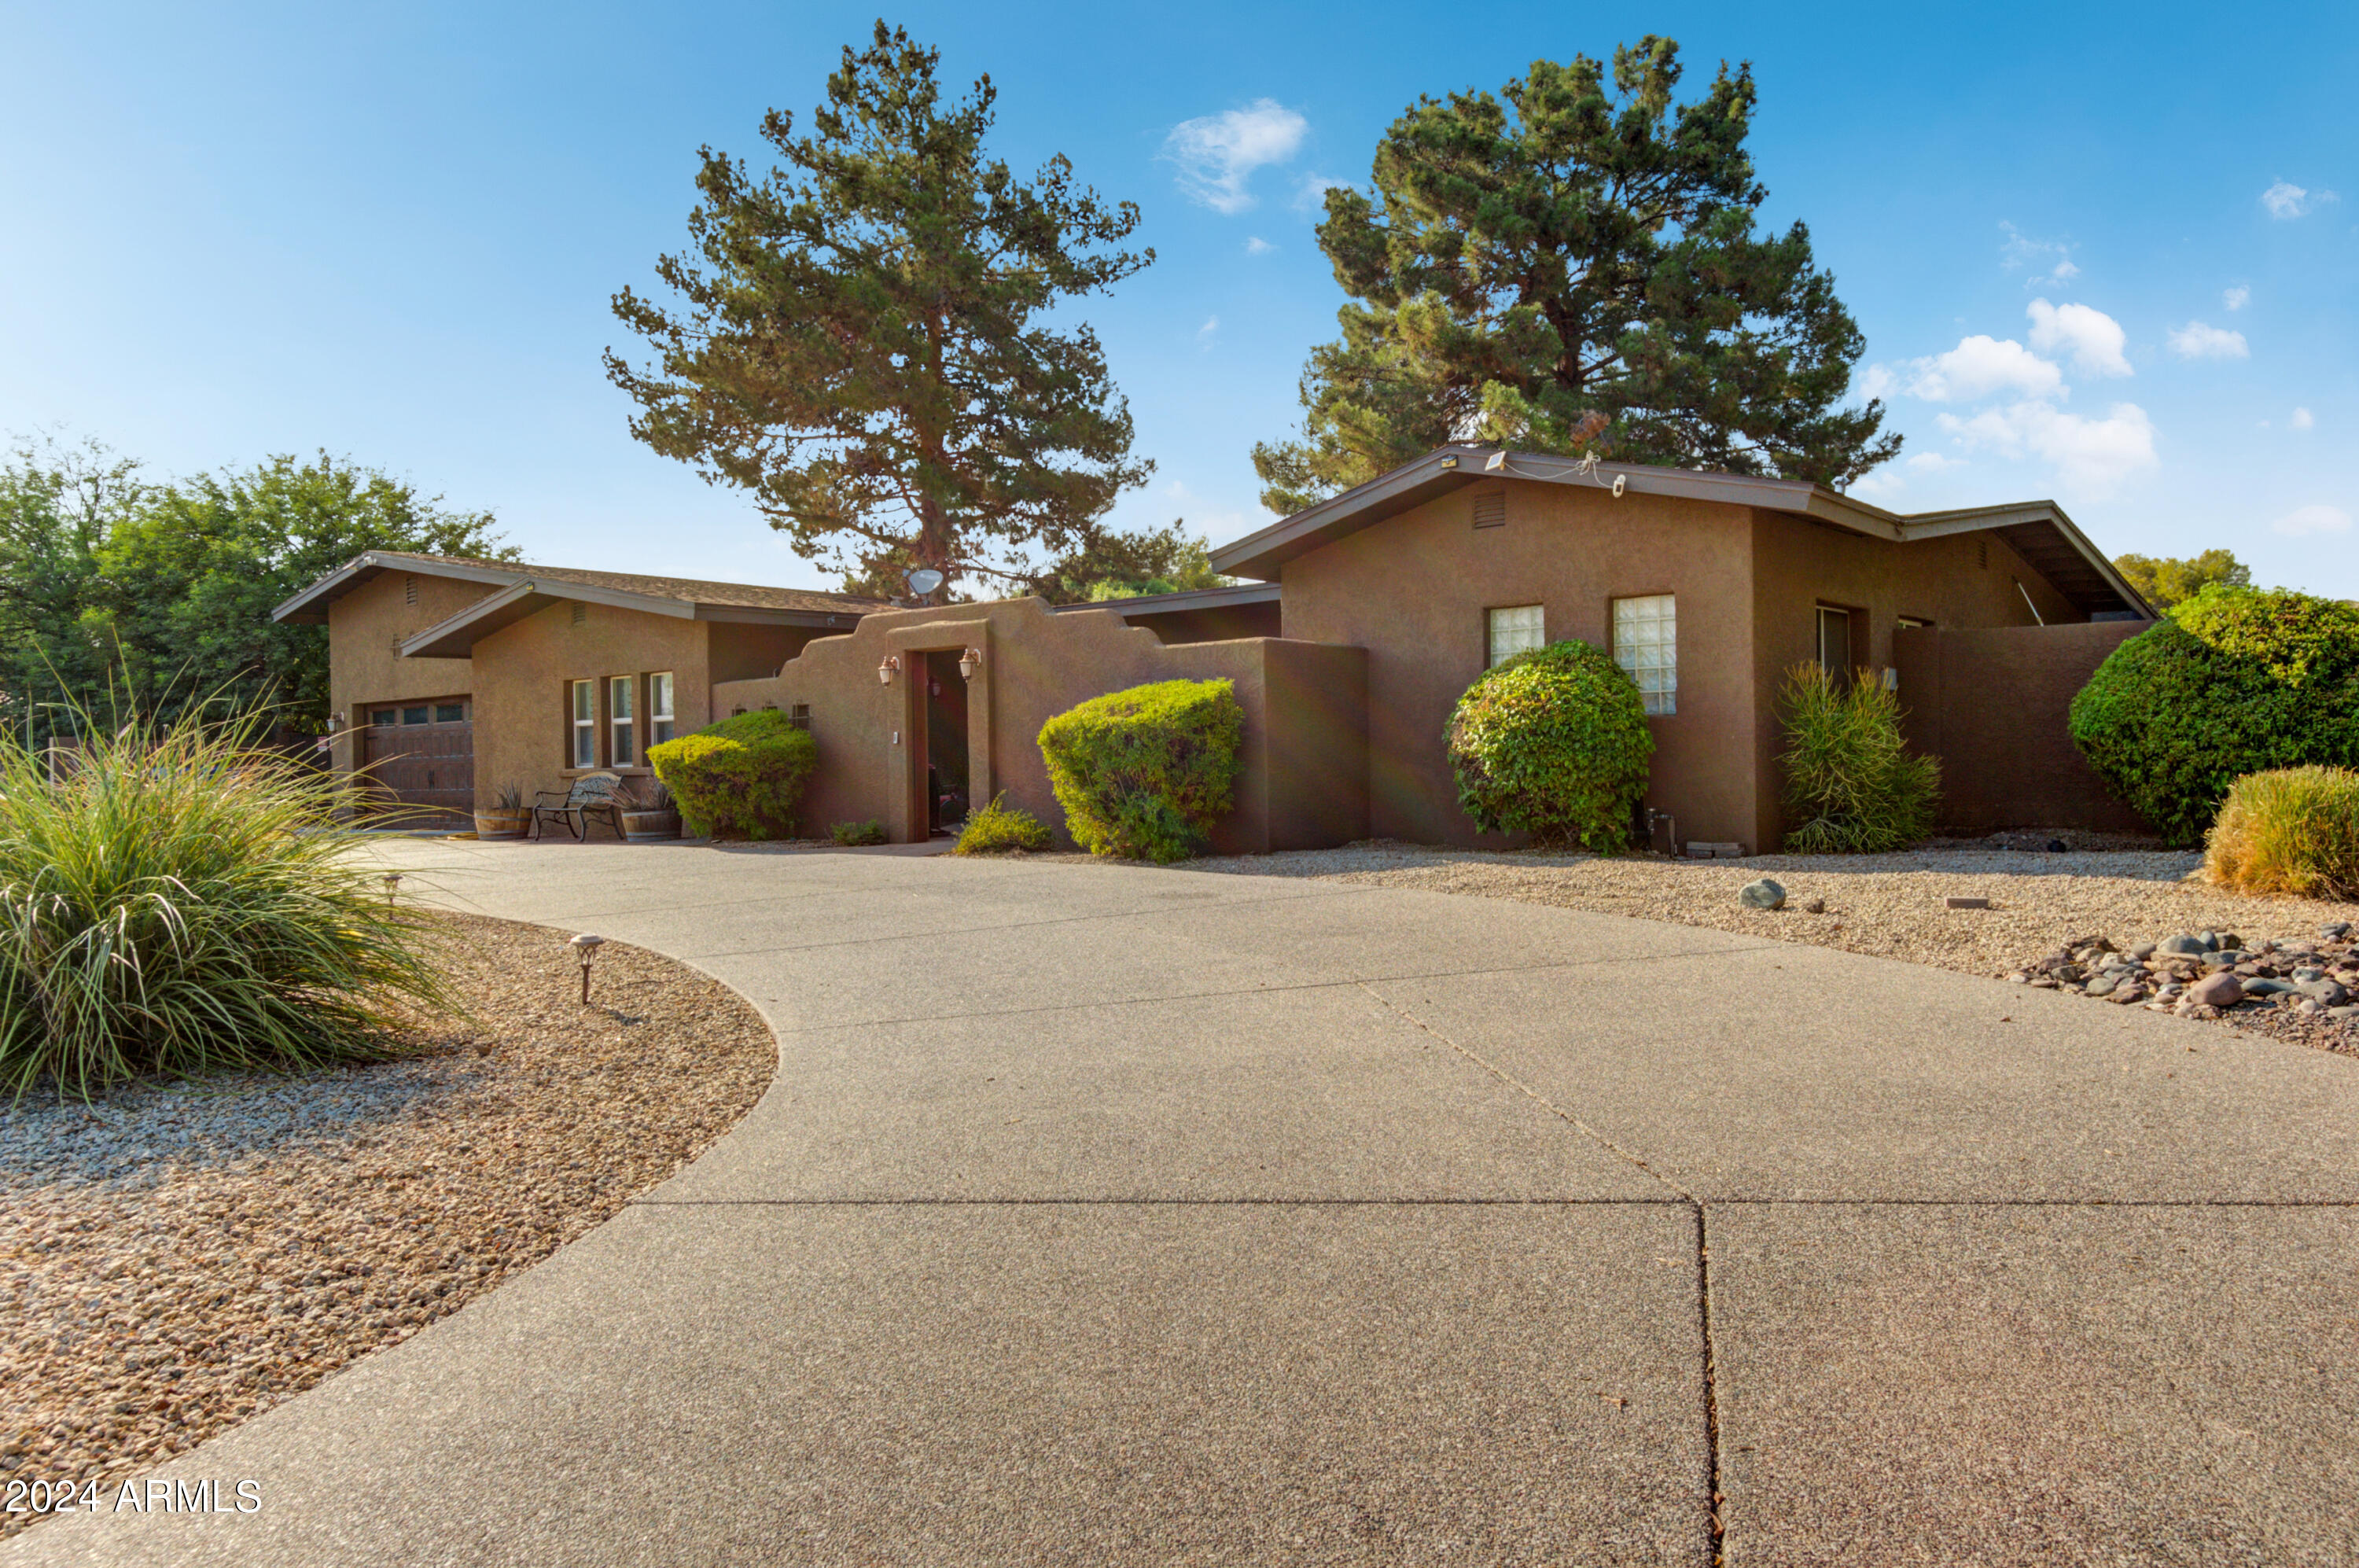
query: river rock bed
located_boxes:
[0,913,775,1539]
[2007,921,2359,1055]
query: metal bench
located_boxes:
[532,772,624,841]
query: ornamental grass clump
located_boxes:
[1038,679,1242,862]
[1777,662,1941,854]
[0,706,453,1101]
[952,793,1051,855]
[2070,586,2359,846]
[2202,766,2359,901]
[1446,639,1652,852]
[647,709,819,840]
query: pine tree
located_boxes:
[1253,37,1898,515]
[606,24,1154,598]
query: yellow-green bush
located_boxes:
[1447,639,1653,852]
[2203,766,2359,900]
[1778,662,1941,853]
[1038,679,1242,862]
[953,793,1052,855]
[647,709,818,841]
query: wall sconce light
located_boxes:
[877,653,900,686]
[958,646,982,680]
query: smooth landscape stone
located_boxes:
[2188,971,2246,1008]
[1739,878,1786,910]
[2158,934,2208,956]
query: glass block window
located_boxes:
[570,679,596,768]
[649,672,675,746]
[1614,594,1676,716]
[1486,604,1544,668]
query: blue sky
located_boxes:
[4,1,2353,597]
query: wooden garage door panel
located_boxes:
[362,701,475,820]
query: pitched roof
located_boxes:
[271,550,883,648]
[1208,446,2155,620]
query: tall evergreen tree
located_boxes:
[606,24,1154,599]
[1253,37,1898,515]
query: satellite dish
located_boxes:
[906,568,946,598]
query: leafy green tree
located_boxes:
[98,453,512,727]
[2111,548,2250,613]
[1253,37,1898,515]
[607,23,1154,600]
[0,437,152,744]
[1027,521,1227,604]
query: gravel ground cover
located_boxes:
[1179,840,2359,1055]
[0,913,774,1536]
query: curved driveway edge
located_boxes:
[9,839,2357,1566]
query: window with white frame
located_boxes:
[1486,604,1544,667]
[609,675,635,767]
[1613,594,1676,716]
[569,679,596,768]
[649,672,675,746]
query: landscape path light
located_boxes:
[569,933,606,1004]
[381,873,403,904]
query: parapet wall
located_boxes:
[1893,621,2152,834]
[712,595,1368,852]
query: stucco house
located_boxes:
[277,447,2155,848]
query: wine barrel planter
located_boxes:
[620,808,680,843]
[473,809,530,841]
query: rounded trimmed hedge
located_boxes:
[2069,586,2359,847]
[1447,639,1653,852]
[647,708,819,841]
[1038,678,1243,862]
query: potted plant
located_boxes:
[619,778,681,842]
[473,783,529,840]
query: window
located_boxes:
[433,701,466,723]
[1486,604,1544,667]
[1816,605,1854,685]
[1613,594,1676,716]
[570,679,595,767]
[401,705,429,727]
[789,703,811,731]
[609,675,635,767]
[649,672,675,746]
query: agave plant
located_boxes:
[0,701,456,1100]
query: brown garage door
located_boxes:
[360,698,474,823]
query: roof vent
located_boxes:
[404,575,417,606]
[571,602,587,627]
[1472,489,1507,530]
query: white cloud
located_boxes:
[1894,335,2066,403]
[2292,407,2315,430]
[2166,321,2250,359]
[1196,315,1219,346]
[1905,451,1966,473]
[2259,179,2340,219]
[2026,298,2131,377]
[1999,222,2078,284]
[1936,400,2158,496]
[1161,100,1307,215]
[1857,363,1897,401]
[1293,173,1351,213]
[1244,236,1275,256]
[2272,503,2350,538]
[1848,469,1907,502]
[2222,284,2250,311]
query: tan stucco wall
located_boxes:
[1743,510,2085,850]
[712,596,1367,852]
[325,570,495,773]
[1276,480,1763,849]
[1892,622,2151,834]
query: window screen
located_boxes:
[1486,605,1544,667]
[1613,595,1676,716]
[570,680,595,768]
[609,676,635,768]
[649,672,675,745]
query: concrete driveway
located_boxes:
[12,840,2357,1566]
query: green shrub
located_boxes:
[2070,586,2359,846]
[0,705,454,1100]
[953,793,1052,855]
[2203,766,2359,900]
[831,819,886,847]
[1778,662,1941,853]
[1038,679,1243,862]
[647,709,819,841]
[1446,639,1653,852]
